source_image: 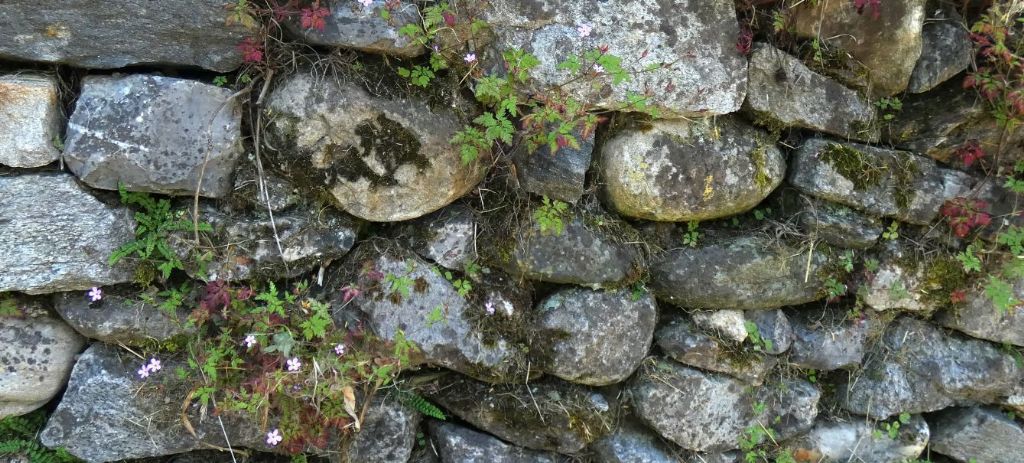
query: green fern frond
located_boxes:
[397,390,446,420]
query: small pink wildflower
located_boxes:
[341,285,362,303]
[137,357,161,379]
[243,335,257,349]
[576,23,593,38]
[593,64,604,74]
[358,0,373,7]
[334,343,346,355]
[88,287,102,302]
[464,53,477,64]
[147,358,161,372]
[286,357,302,372]
[485,301,495,316]
[137,366,150,379]
[266,429,283,446]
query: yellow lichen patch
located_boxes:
[703,174,715,202]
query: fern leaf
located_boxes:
[397,391,446,420]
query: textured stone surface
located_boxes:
[64,75,243,198]
[789,138,972,224]
[398,203,478,271]
[791,0,927,96]
[799,198,883,249]
[266,73,486,222]
[908,16,972,94]
[590,420,682,463]
[690,310,747,344]
[937,278,1024,347]
[230,162,301,213]
[0,309,85,418]
[929,406,1024,463]
[656,319,777,385]
[284,0,423,58]
[746,43,877,141]
[745,309,792,355]
[0,0,246,71]
[787,307,869,371]
[840,317,1021,419]
[483,0,747,117]
[534,287,656,385]
[513,125,594,204]
[600,117,783,222]
[428,421,559,463]
[53,290,189,346]
[0,174,134,294]
[0,74,62,168]
[788,416,929,463]
[429,375,613,453]
[344,397,421,463]
[650,235,830,310]
[861,242,949,314]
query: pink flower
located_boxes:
[334,344,346,355]
[576,23,593,38]
[593,64,604,74]
[88,287,102,302]
[137,357,160,379]
[358,0,373,7]
[485,301,495,316]
[464,53,477,64]
[137,366,150,379]
[266,429,283,446]
[243,335,257,349]
[147,358,161,372]
[286,357,302,372]
[341,285,361,303]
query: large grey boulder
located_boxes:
[0,0,247,72]
[53,290,189,346]
[0,74,62,168]
[266,73,486,222]
[629,360,818,452]
[600,117,783,222]
[840,317,1022,419]
[788,138,972,224]
[64,75,243,198]
[590,420,682,463]
[929,407,1024,463]
[534,287,657,385]
[791,0,927,96]
[655,318,776,385]
[798,198,883,249]
[284,0,423,58]
[483,0,747,117]
[344,397,421,463]
[428,421,559,463]
[0,304,86,418]
[0,174,135,294]
[937,278,1024,347]
[787,416,930,463]
[397,203,478,271]
[341,241,529,383]
[787,307,870,371]
[513,125,594,204]
[649,235,831,310]
[429,375,613,454]
[745,43,877,141]
[908,15,973,94]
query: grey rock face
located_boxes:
[791,0,927,96]
[64,75,243,198]
[398,203,478,271]
[861,242,950,314]
[500,210,641,288]
[1003,380,1024,415]
[0,310,86,418]
[53,290,188,346]
[787,307,870,371]
[284,1,423,58]
[745,309,792,355]
[929,407,1024,463]
[0,174,135,294]
[656,319,777,385]
[629,361,818,452]
[799,198,883,249]
[429,421,559,463]
[534,287,656,385]
[908,18,973,94]
[0,74,62,168]
[0,0,246,71]
[745,43,877,141]
[789,138,971,224]
[266,73,486,222]
[429,375,613,453]
[345,397,421,463]
[344,241,528,383]
[590,420,682,463]
[937,279,1024,347]
[691,310,747,344]
[840,317,1021,419]
[513,126,594,204]
[231,162,301,213]
[483,0,747,117]
[600,117,783,222]
[40,344,263,463]
[649,236,830,310]
[788,416,929,463]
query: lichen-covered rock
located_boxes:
[936,278,1024,347]
[787,307,869,371]
[483,0,747,117]
[64,75,243,198]
[590,420,682,463]
[798,198,883,249]
[284,1,423,58]
[428,375,613,453]
[498,209,642,287]
[266,73,486,222]
[344,397,421,463]
[787,416,929,463]
[745,43,877,141]
[690,310,748,344]
[788,138,972,224]
[534,287,656,385]
[791,0,927,96]
[1003,380,1024,415]
[656,319,777,385]
[428,421,559,463]
[862,242,961,314]
[650,235,831,310]
[230,162,301,213]
[397,203,478,271]
[40,344,264,462]
[629,360,818,452]
[53,290,189,346]
[908,15,972,94]
[929,406,1024,463]
[0,0,246,71]
[341,241,528,383]
[0,74,62,168]
[600,117,783,222]
[840,317,1022,419]
[0,174,134,294]
[0,306,86,418]
[513,126,594,204]
[745,309,792,355]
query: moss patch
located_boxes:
[750,143,773,193]
[818,142,886,191]
[890,152,921,210]
[921,256,971,306]
[329,114,428,188]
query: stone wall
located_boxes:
[1,1,1023,463]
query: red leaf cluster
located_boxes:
[956,139,986,167]
[736,26,753,55]
[852,0,882,20]
[300,4,330,31]
[237,37,264,64]
[941,197,992,238]
[950,289,968,304]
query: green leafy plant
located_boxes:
[957,244,983,273]
[825,277,848,299]
[533,196,569,236]
[873,413,911,440]
[744,321,774,353]
[839,250,856,273]
[681,221,700,247]
[0,410,78,463]
[875,97,903,121]
[396,390,447,420]
[882,221,900,241]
